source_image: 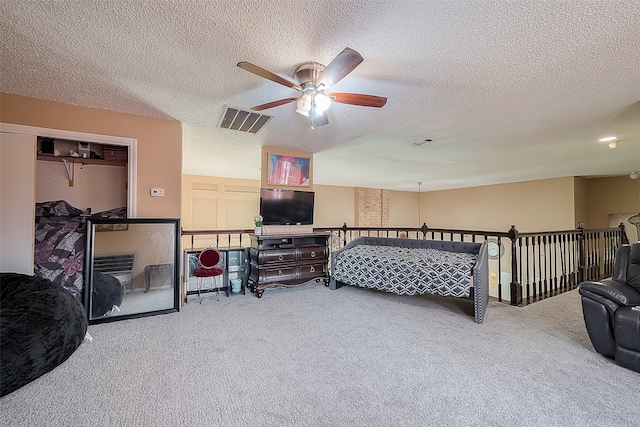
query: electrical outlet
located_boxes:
[150,187,164,197]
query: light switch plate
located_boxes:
[150,187,164,197]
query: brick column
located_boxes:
[355,187,389,227]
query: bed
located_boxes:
[330,237,489,324]
[34,201,87,300]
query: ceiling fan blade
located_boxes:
[237,62,302,91]
[315,47,364,89]
[310,106,329,128]
[329,92,387,108]
[250,97,298,111]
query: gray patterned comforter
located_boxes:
[332,245,477,298]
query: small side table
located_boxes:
[143,263,173,292]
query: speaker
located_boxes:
[41,138,54,154]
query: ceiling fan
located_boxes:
[237,47,387,128]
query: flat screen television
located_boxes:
[260,188,314,225]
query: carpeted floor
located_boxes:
[1,283,638,426]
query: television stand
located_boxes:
[248,232,330,298]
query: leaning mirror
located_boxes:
[85,218,180,323]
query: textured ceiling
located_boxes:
[1,0,639,191]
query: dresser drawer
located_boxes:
[298,246,328,262]
[298,262,328,279]
[259,266,297,283]
[258,249,296,265]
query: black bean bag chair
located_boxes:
[91,271,123,318]
[0,273,88,397]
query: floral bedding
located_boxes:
[33,200,126,301]
[34,216,86,301]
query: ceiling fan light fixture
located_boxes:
[598,136,620,149]
[314,93,331,112]
[238,48,386,127]
[296,94,312,116]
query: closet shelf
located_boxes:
[37,154,127,187]
[37,154,127,167]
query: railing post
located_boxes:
[508,225,521,306]
[577,223,586,284]
[342,222,348,248]
[619,222,629,244]
[421,222,428,239]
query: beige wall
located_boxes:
[420,176,639,232]
[182,174,260,231]
[389,190,420,227]
[586,176,640,228]
[182,175,357,230]
[314,184,422,227]
[0,93,182,218]
[420,177,577,233]
[314,184,355,227]
[574,177,589,227]
[182,176,417,231]
[182,174,638,235]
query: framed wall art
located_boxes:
[261,146,313,189]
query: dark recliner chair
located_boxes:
[578,242,640,372]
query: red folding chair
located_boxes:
[193,245,224,302]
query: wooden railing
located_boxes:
[181,229,253,250]
[182,222,627,306]
[508,225,626,306]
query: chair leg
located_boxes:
[197,277,205,304]
[195,275,221,303]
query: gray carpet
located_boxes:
[1,284,638,426]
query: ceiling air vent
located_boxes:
[219,106,273,134]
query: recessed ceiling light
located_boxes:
[599,136,618,142]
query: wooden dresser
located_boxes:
[248,232,330,298]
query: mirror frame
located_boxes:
[84,218,181,324]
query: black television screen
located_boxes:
[260,188,314,225]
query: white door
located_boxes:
[0,133,36,274]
